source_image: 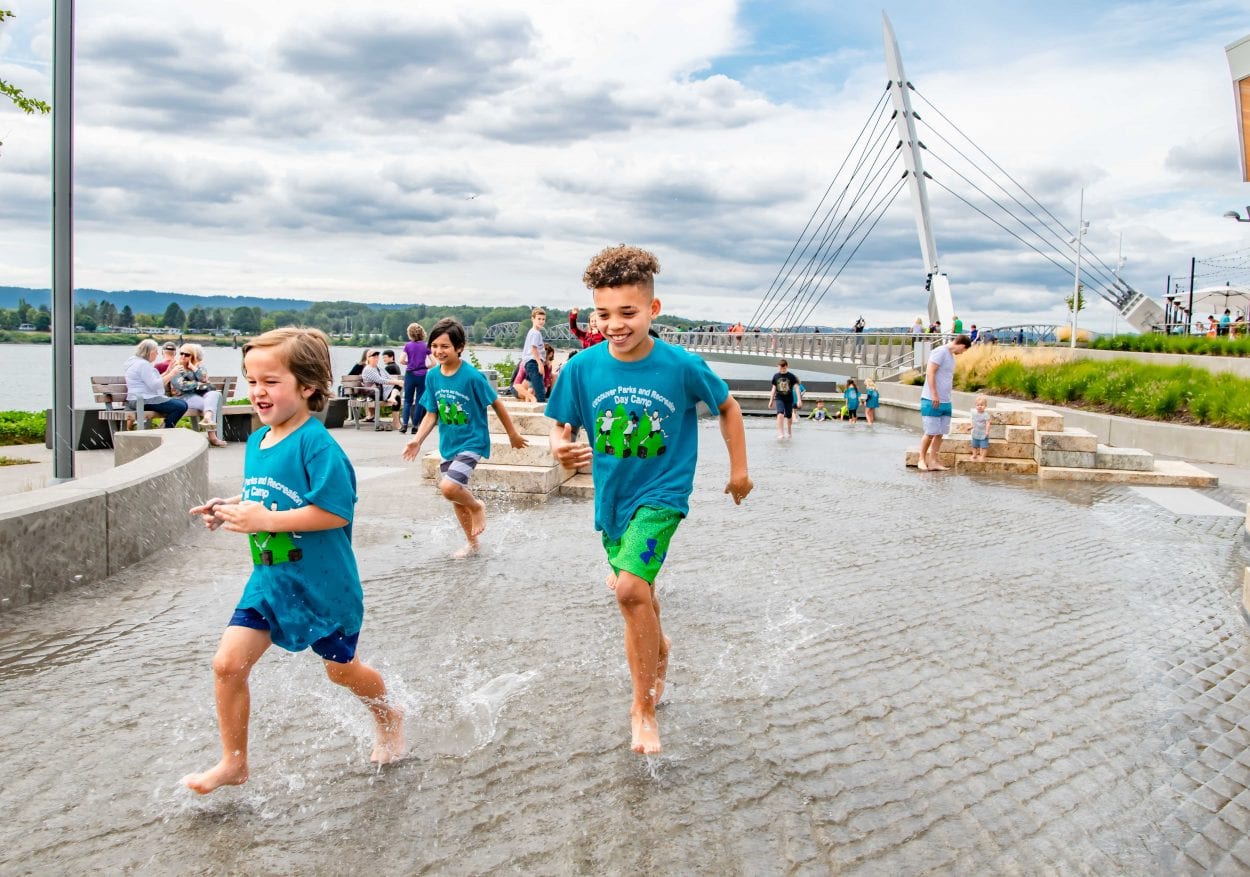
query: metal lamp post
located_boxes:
[1069,189,1088,349]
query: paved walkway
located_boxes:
[1,420,1248,874]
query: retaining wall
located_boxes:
[0,430,207,611]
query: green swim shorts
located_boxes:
[601,505,683,585]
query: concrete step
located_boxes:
[421,456,574,493]
[1094,444,1154,472]
[1035,427,1098,453]
[1038,459,1217,486]
[955,456,1038,475]
[481,433,563,468]
[497,399,549,415]
[1029,410,1064,432]
[489,410,556,436]
[936,436,1037,459]
[1035,449,1096,468]
[905,449,956,468]
[558,473,595,498]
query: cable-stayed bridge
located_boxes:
[740,13,1166,347]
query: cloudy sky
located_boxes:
[0,0,1247,329]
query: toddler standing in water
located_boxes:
[547,245,752,755]
[183,328,404,795]
[969,394,991,461]
[402,318,528,558]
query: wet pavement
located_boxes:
[0,418,1248,875]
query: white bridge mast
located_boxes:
[883,13,954,331]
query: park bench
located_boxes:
[338,375,393,430]
[91,375,255,441]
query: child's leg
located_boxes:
[183,625,271,794]
[440,477,486,556]
[614,571,664,754]
[653,590,672,705]
[323,657,406,764]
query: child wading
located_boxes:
[183,328,404,795]
[547,245,753,754]
[402,318,528,558]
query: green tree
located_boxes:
[163,302,186,329]
[186,306,208,331]
[0,11,51,117]
[119,304,135,327]
[230,306,260,334]
[98,299,118,326]
[1065,285,1087,315]
[76,313,97,332]
[34,305,50,331]
[15,297,32,325]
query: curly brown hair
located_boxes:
[582,245,660,292]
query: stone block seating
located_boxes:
[906,403,1217,486]
[420,400,591,499]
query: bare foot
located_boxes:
[631,710,662,755]
[468,501,487,538]
[605,571,618,592]
[654,636,672,705]
[452,540,480,559]
[182,759,248,795]
[931,462,950,471]
[917,457,930,471]
[371,707,406,764]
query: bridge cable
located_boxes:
[765,141,903,329]
[757,131,902,329]
[749,89,895,328]
[792,178,909,329]
[752,99,897,328]
[775,155,905,330]
[749,87,892,327]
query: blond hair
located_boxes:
[407,322,425,341]
[180,342,204,363]
[242,327,333,412]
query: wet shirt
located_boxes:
[419,362,497,460]
[237,417,362,652]
[845,386,860,409]
[771,371,799,401]
[545,339,729,540]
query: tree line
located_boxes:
[0,297,703,345]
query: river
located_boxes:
[0,343,778,411]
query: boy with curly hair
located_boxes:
[546,244,753,755]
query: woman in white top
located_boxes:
[170,343,227,446]
[122,339,189,428]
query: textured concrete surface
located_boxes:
[1,422,1249,874]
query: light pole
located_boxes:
[1223,207,1250,222]
[1068,188,1088,349]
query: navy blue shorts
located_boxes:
[229,607,359,664]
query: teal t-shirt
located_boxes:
[845,386,860,409]
[237,417,363,652]
[419,362,498,460]
[544,339,729,540]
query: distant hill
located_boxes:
[0,286,414,313]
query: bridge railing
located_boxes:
[671,331,924,368]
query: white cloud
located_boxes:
[0,0,1247,332]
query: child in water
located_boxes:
[806,400,831,421]
[403,318,528,557]
[547,245,752,755]
[183,328,404,795]
[970,394,991,461]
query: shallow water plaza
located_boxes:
[1,418,1249,875]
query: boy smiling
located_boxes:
[546,245,753,755]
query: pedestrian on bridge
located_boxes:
[918,334,971,471]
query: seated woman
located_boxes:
[360,349,403,429]
[171,343,227,447]
[123,338,188,428]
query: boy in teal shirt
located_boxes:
[547,245,753,755]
